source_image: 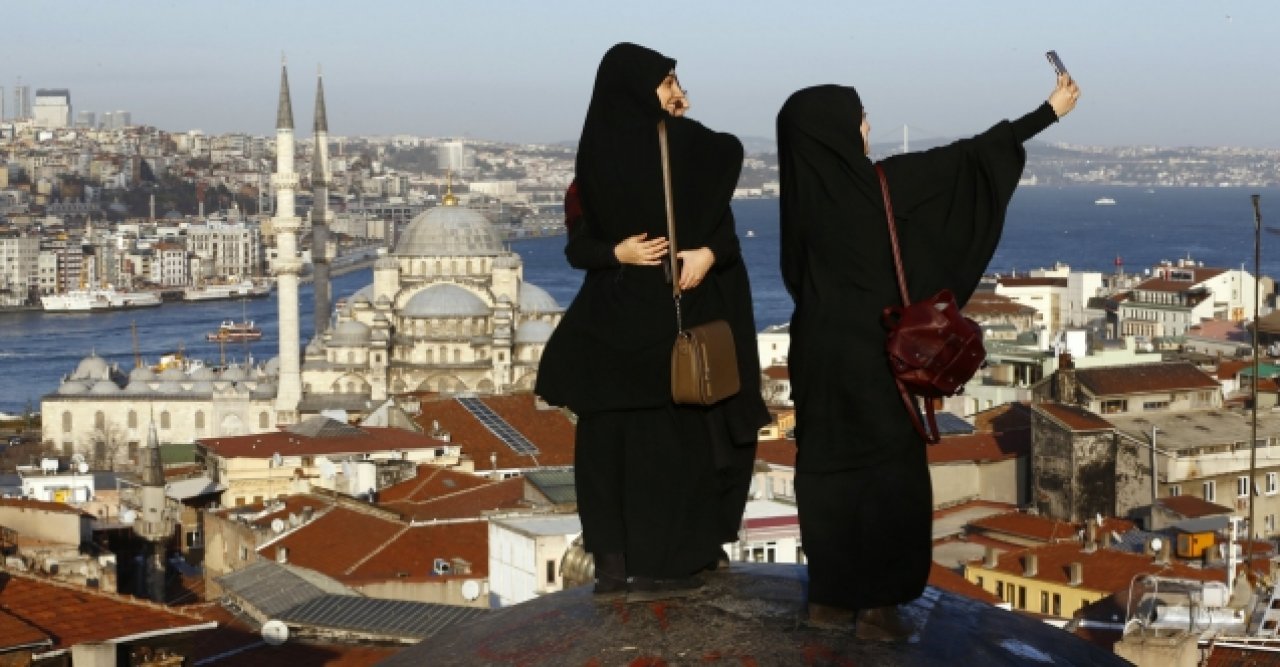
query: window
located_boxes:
[1239,476,1251,498]
[1101,399,1128,414]
[1168,485,1181,497]
[1040,591,1050,614]
[1268,473,1278,495]
[1267,515,1276,534]
[160,411,171,429]
[1018,586,1027,610]
[1052,593,1062,616]
[546,559,556,585]
[62,411,72,433]
[1204,480,1217,502]
[995,581,1004,599]
[1143,401,1170,411]
[195,411,205,429]
[128,410,137,428]
[259,412,270,428]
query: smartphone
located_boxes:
[1045,50,1068,77]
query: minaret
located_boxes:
[273,59,303,424]
[132,419,173,602]
[311,68,333,337]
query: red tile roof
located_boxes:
[414,394,576,469]
[0,608,49,651]
[755,439,796,467]
[969,512,1080,543]
[998,277,1068,288]
[380,476,529,521]
[762,365,790,380]
[1217,360,1255,380]
[0,572,213,651]
[264,505,404,579]
[1073,362,1220,396]
[927,431,1029,465]
[199,426,448,459]
[978,542,1221,596]
[972,402,1033,433]
[1136,267,1227,293]
[0,497,93,517]
[377,464,492,503]
[1204,645,1280,667]
[1157,495,1234,519]
[1034,403,1114,431]
[186,603,404,666]
[345,521,489,583]
[963,292,1038,316]
[928,563,1000,604]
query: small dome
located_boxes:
[519,283,562,313]
[158,367,186,381]
[375,295,392,308]
[72,354,111,381]
[153,381,183,395]
[188,381,215,394]
[330,320,372,346]
[394,205,504,256]
[515,320,555,344]
[125,381,154,394]
[252,381,277,398]
[89,380,123,395]
[57,381,90,395]
[403,285,489,318]
[306,339,325,356]
[128,366,156,383]
[349,284,373,306]
[264,357,281,376]
[220,364,248,382]
[189,366,217,381]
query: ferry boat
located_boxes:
[183,279,272,302]
[41,287,162,312]
[206,320,263,342]
[1094,197,1117,206]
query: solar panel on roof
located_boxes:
[457,396,541,456]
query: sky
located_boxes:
[2,0,1275,148]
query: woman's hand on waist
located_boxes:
[614,233,669,266]
[677,247,715,290]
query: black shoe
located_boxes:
[627,574,704,602]
[806,602,856,631]
[855,606,914,642]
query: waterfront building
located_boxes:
[436,140,472,173]
[1117,258,1261,341]
[148,241,188,287]
[187,218,264,281]
[0,230,38,305]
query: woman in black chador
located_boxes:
[536,43,769,599]
[777,72,1079,639]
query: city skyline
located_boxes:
[1,1,1276,148]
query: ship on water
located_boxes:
[182,278,272,301]
[206,320,263,342]
[40,287,162,312]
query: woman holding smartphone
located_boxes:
[776,69,1078,640]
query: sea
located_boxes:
[1,186,1276,415]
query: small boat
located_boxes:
[184,279,272,302]
[745,230,756,238]
[206,320,263,342]
[1094,197,1117,206]
[41,287,162,312]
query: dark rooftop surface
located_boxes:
[381,563,1129,666]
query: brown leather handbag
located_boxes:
[876,163,985,442]
[660,120,741,406]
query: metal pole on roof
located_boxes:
[1249,194,1262,566]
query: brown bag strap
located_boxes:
[875,162,938,443]
[659,119,685,332]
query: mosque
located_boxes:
[40,62,561,458]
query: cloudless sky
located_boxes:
[2,0,1274,148]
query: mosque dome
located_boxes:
[57,381,90,395]
[264,357,281,377]
[125,381,154,394]
[515,320,555,344]
[403,285,490,318]
[394,205,503,257]
[189,366,217,381]
[220,364,248,382]
[330,320,372,346]
[519,283,562,313]
[72,354,111,381]
[128,366,156,383]
[89,380,123,395]
[188,381,215,395]
[158,366,186,382]
[153,381,183,395]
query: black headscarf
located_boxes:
[777,84,1034,470]
[537,43,765,431]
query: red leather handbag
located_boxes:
[876,164,985,443]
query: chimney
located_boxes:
[276,546,289,564]
[1068,562,1084,586]
[1055,354,1077,403]
[984,547,998,568]
[1022,554,1038,577]
[1157,539,1172,565]
[1083,521,1098,553]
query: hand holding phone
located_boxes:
[1045,51,1068,77]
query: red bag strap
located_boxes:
[875,163,910,307]
[875,162,938,444]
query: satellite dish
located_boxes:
[461,580,481,602]
[261,619,289,646]
[1150,537,1165,554]
[71,453,85,465]
[271,518,285,534]
[77,462,89,474]
[121,509,138,525]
